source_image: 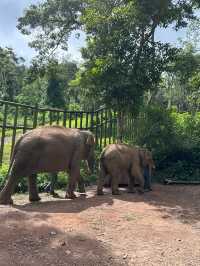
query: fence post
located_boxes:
[49,111,53,125]
[80,112,83,129]
[69,112,72,128]
[113,111,117,143]
[109,110,112,144]
[56,111,60,125]
[75,112,78,128]
[95,111,99,147]
[0,103,8,165]
[86,112,89,130]
[100,110,103,149]
[90,112,94,132]
[23,109,28,134]
[42,111,46,125]
[10,105,19,159]
[104,109,108,147]
[33,104,38,128]
[63,111,67,127]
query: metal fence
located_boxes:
[0,100,136,165]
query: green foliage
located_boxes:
[0,47,25,101]
[16,78,47,106]
[17,0,83,60]
[132,106,178,155]
[15,58,78,109]
[77,0,179,114]
[17,0,200,60]
[131,105,200,182]
[0,164,9,188]
[17,0,200,113]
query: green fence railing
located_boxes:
[0,100,134,165]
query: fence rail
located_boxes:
[0,100,136,165]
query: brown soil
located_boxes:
[1,184,200,266]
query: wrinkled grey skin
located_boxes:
[0,126,95,205]
[97,144,155,195]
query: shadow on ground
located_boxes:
[14,187,114,214]
[0,209,125,266]
[11,184,200,225]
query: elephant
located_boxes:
[0,126,95,205]
[138,148,155,191]
[44,159,93,197]
[97,144,155,195]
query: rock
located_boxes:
[123,254,128,259]
[60,241,66,246]
[50,231,57,236]
[66,250,71,255]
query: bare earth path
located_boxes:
[0,184,200,266]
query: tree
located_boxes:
[0,47,25,101]
[16,58,78,108]
[17,0,200,139]
[17,0,200,59]
[76,0,199,139]
[17,0,83,60]
[180,18,200,52]
[153,22,200,112]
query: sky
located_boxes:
[0,0,192,64]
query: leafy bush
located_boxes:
[132,105,178,155]
[131,105,200,182]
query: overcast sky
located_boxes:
[0,0,190,64]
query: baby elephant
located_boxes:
[0,126,95,205]
[97,144,155,195]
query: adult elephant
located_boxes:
[97,144,155,195]
[0,126,95,205]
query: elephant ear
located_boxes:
[86,134,95,146]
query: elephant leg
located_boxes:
[28,174,41,202]
[135,172,144,194]
[111,173,121,195]
[97,166,107,195]
[0,172,19,205]
[77,175,86,193]
[131,164,144,194]
[66,164,80,199]
[128,177,136,193]
[144,167,152,191]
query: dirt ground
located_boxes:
[1,184,200,266]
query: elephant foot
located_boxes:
[97,189,104,196]
[29,196,41,202]
[137,189,144,194]
[112,190,121,195]
[65,192,77,199]
[144,188,152,192]
[0,197,13,205]
[127,188,136,193]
